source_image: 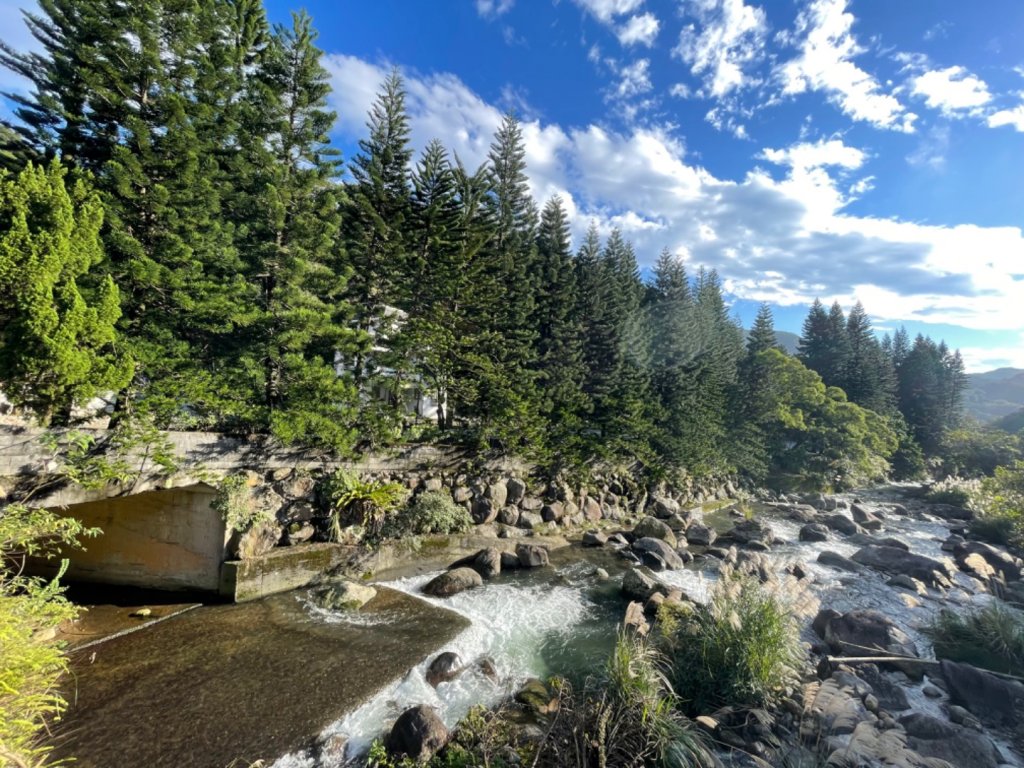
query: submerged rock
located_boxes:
[422,567,483,597]
[426,652,463,687]
[385,705,448,761]
[799,523,830,542]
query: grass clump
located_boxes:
[663,570,803,714]
[924,602,1024,677]
[969,461,1024,548]
[923,477,976,507]
[381,491,472,539]
[532,634,713,768]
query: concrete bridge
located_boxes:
[0,425,492,599]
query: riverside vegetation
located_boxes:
[1,0,1023,766]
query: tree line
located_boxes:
[0,0,965,485]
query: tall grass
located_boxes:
[924,602,1024,677]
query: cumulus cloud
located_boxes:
[988,99,1024,132]
[674,0,768,97]
[910,66,991,115]
[778,0,916,132]
[613,58,653,99]
[616,12,660,47]
[572,0,644,23]
[475,0,515,19]
[326,53,1024,333]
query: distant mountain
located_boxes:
[745,329,801,355]
[993,407,1024,434]
[964,367,1024,424]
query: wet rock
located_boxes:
[817,550,865,573]
[816,609,922,678]
[947,705,981,730]
[633,537,685,571]
[888,574,928,595]
[666,513,690,532]
[648,494,681,519]
[822,514,864,536]
[581,530,608,547]
[852,546,955,588]
[746,539,771,552]
[922,685,942,698]
[426,652,463,687]
[857,663,911,711]
[314,580,377,611]
[621,567,659,602]
[516,543,550,568]
[633,516,677,547]
[476,656,499,682]
[497,505,520,527]
[676,548,694,565]
[505,478,527,506]
[706,545,738,564]
[939,659,1024,728]
[899,712,1003,768]
[594,567,610,581]
[385,705,448,761]
[723,518,775,546]
[942,534,965,552]
[685,522,717,547]
[607,532,631,548]
[781,503,818,522]
[423,567,483,597]
[736,551,776,584]
[852,503,884,530]
[786,562,809,580]
[800,523,830,542]
[471,497,498,525]
[516,678,558,716]
[847,533,911,550]
[954,540,1023,581]
[474,547,502,579]
[500,551,522,571]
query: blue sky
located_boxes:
[3,0,1023,370]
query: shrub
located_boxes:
[924,603,1024,677]
[923,477,976,507]
[382,491,472,539]
[969,461,1024,547]
[664,570,804,714]
[322,470,407,544]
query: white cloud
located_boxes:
[616,12,660,47]
[573,0,644,23]
[988,99,1024,132]
[0,0,41,96]
[614,58,653,99]
[910,66,991,115]
[669,83,692,98]
[674,0,768,97]
[326,54,1024,335]
[778,0,916,132]
[906,124,950,170]
[475,0,515,19]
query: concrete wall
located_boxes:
[36,485,229,592]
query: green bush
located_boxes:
[923,478,975,507]
[664,570,804,714]
[969,461,1024,547]
[382,491,472,539]
[924,603,1024,677]
[322,470,407,544]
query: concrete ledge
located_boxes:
[219,543,356,602]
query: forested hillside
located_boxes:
[0,0,967,488]
[964,368,1024,423]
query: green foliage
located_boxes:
[212,475,272,535]
[1,503,96,767]
[940,426,1022,478]
[969,460,1024,547]
[0,161,131,424]
[664,570,803,714]
[923,478,976,507]
[925,603,1024,677]
[323,470,407,543]
[381,491,472,539]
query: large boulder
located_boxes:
[426,652,463,687]
[505,477,527,506]
[229,519,283,560]
[313,580,377,611]
[581,495,603,522]
[648,495,681,519]
[954,540,1022,581]
[633,516,677,547]
[822,514,864,536]
[486,481,508,508]
[898,713,1004,768]
[541,502,564,523]
[939,659,1024,728]
[471,497,498,524]
[851,546,955,587]
[385,705,448,761]
[621,567,659,602]
[632,537,685,571]
[474,547,502,579]
[496,505,520,527]
[423,567,483,597]
[817,550,865,572]
[516,543,550,568]
[800,523,830,542]
[930,503,973,521]
[851,504,884,530]
[685,522,716,546]
[581,530,608,547]
[815,608,921,677]
[722,518,775,546]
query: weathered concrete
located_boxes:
[31,484,228,592]
[220,543,354,602]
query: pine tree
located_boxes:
[843,301,894,413]
[799,299,850,387]
[0,161,132,422]
[746,303,777,355]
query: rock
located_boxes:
[426,652,463,687]
[746,539,771,552]
[452,486,473,504]
[633,516,677,547]
[313,580,378,611]
[817,609,921,678]
[594,567,610,581]
[648,494,681,519]
[284,521,315,545]
[623,601,650,636]
[723,518,775,546]
[954,540,1023,582]
[423,476,444,492]
[581,530,608,547]
[939,659,1024,728]
[632,537,685,571]
[607,532,630,548]
[500,551,522,571]
[803,677,870,736]
[666,513,690,532]
[385,705,448,761]
[229,520,283,559]
[685,522,717,546]
[474,547,502,579]
[852,546,955,588]
[518,511,543,529]
[505,478,527,505]
[787,562,809,580]
[497,505,520,527]
[281,500,316,524]
[516,678,557,716]
[947,705,981,729]
[857,663,911,711]
[930,503,974,521]
[621,567,659,602]
[847,533,911,551]
[817,550,865,573]
[888,574,928,595]
[486,481,508,509]
[822,514,864,536]
[834,721,955,768]
[520,495,543,511]
[852,503,884,529]
[540,502,564,522]
[800,523,830,542]
[582,496,603,522]
[129,608,152,618]
[942,534,965,552]
[476,656,499,682]
[781,503,818,522]
[516,543,550,568]
[922,685,942,698]
[471,497,498,525]
[274,471,316,500]
[899,712,1003,768]
[423,567,483,597]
